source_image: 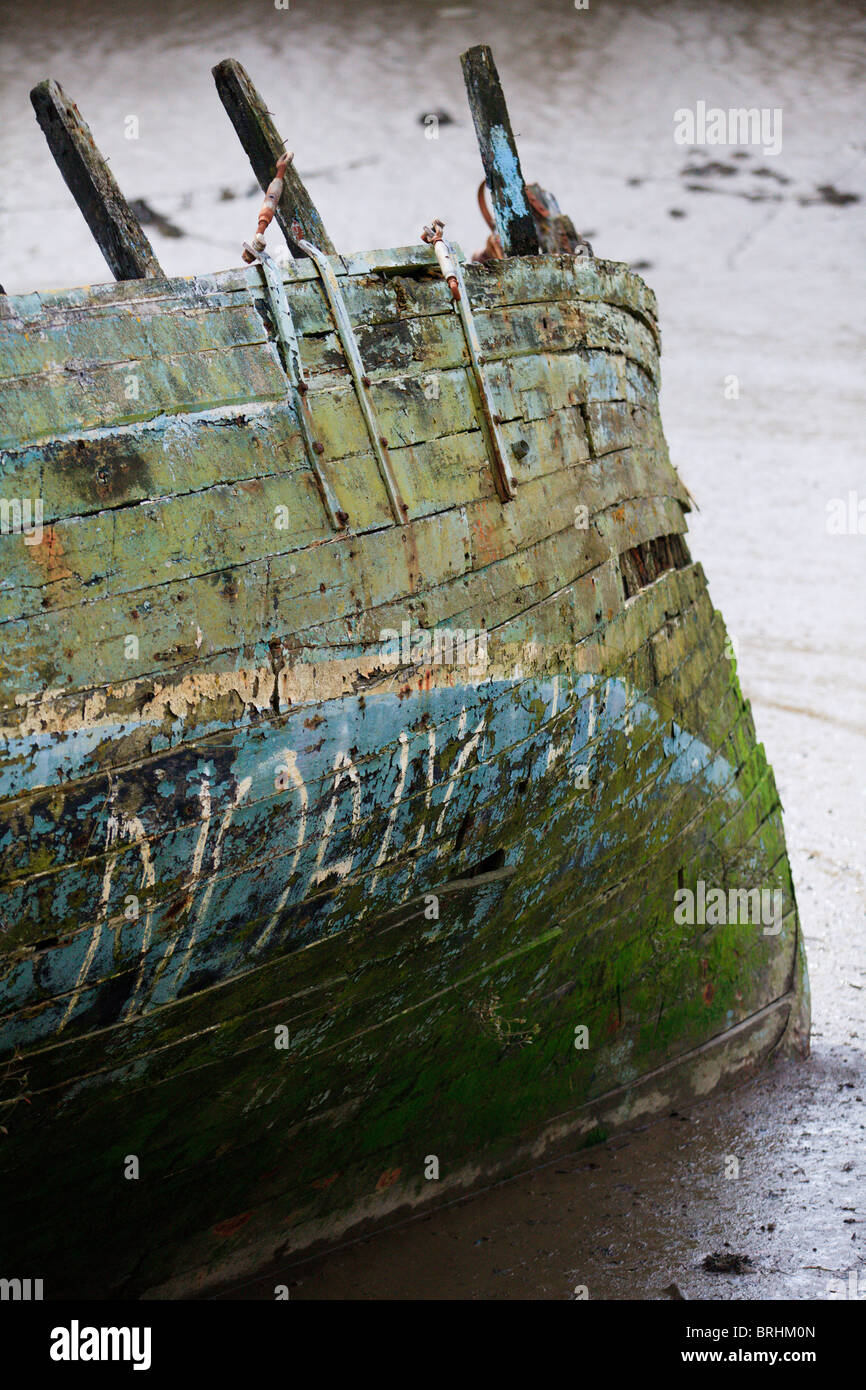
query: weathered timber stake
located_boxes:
[213,58,335,259]
[30,79,163,281]
[460,46,539,257]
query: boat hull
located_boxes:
[0,249,808,1296]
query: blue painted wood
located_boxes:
[460,45,539,256]
[0,671,745,1051]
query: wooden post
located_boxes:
[460,46,539,257]
[30,79,163,281]
[213,59,335,258]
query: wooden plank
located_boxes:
[0,295,658,458]
[465,256,660,344]
[1,628,616,942]
[0,350,678,633]
[584,399,667,457]
[0,389,682,700]
[1,619,745,1045]
[2,653,718,1000]
[460,46,539,257]
[341,245,439,277]
[0,300,270,384]
[0,624,755,1046]
[0,606,608,956]
[0,590,630,955]
[0,340,647,533]
[0,471,331,625]
[7,727,772,1052]
[332,300,658,388]
[0,620,604,888]
[0,405,304,525]
[30,80,163,282]
[0,252,658,339]
[0,470,604,712]
[212,58,335,258]
[0,625,772,984]
[0,256,658,386]
[0,339,286,449]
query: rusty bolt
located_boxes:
[312,441,324,455]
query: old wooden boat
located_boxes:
[0,49,808,1298]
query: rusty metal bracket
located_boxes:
[245,243,346,531]
[294,228,409,527]
[422,220,517,502]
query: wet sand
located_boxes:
[2,0,863,1299]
